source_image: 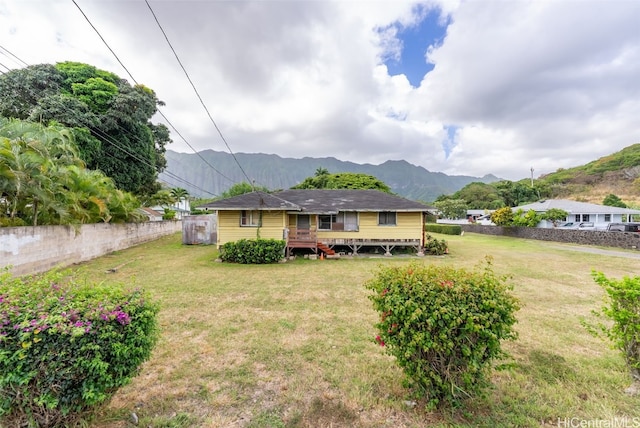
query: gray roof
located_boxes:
[198,189,432,213]
[198,192,301,211]
[515,199,640,215]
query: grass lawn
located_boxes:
[73,232,639,428]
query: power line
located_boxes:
[89,125,218,197]
[0,44,29,67]
[0,42,217,198]
[71,0,236,187]
[144,0,255,189]
[71,0,137,87]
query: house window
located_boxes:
[378,211,397,226]
[343,212,358,231]
[318,214,336,230]
[574,215,580,222]
[240,210,260,227]
[319,212,359,231]
[582,214,590,222]
[604,214,611,222]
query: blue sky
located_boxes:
[383,6,448,88]
[0,1,639,182]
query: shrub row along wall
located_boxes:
[461,224,640,250]
[1,221,182,276]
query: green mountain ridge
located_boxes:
[536,143,640,206]
[160,149,500,201]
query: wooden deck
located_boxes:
[285,227,422,256]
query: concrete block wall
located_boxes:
[460,224,640,250]
[1,221,182,276]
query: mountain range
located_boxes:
[160,150,500,202]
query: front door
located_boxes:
[297,215,310,229]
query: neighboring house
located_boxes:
[150,198,191,220]
[514,199,640,228]
[436,209,495,225]
[197,189,433,256]
[139,207,164,222]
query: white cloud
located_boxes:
[1,0,639,181]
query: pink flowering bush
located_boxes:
[364,259,519,409]
[0,269,159,427]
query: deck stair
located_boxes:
[317,242,336,256]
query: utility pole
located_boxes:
[530,167,534,187]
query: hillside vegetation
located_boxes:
[539,143,640,206]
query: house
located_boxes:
[197,189,433,256]
[514,199,640,228]
[139,207,164,222]
[149,198,191,220]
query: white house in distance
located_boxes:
[514,199,640,228]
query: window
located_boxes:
[319,212,359,231]
[318,214,336,230]
[240,210,260,226]
[344,212,358,231]
[582,214,590,222]
[604,214,611,222]
[574,214,581,222]
[378,211,397,226]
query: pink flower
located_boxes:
[375,335,385,347]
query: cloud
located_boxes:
[415,0,640,178]
[1,0,639,182]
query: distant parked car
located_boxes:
[558,222,577,228]
[559,222,595,230]
[607,223,640,232]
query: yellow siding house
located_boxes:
[198,189,433,256]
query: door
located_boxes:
[297,215,310,229]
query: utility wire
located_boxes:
[72,0,236,187]
[0,44,29,67]
[142,0,296,210]
[89,125,218,197]
[144,0,255,189]
[0,40,217,198]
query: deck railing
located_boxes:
[288,227,317,242]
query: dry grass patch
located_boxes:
[73,232,640,427]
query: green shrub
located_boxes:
[220,239,286,264]
[512,209,542,227]
[0,217,27,227]
[0,269,159,428]
[364,259,519,409]
[424,234,448,255]
[162,208,176,220]
[585,271,640,386]
[424,223,462,235]
[490,207,514,226]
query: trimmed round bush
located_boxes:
[0,269,159,427]
[220,238,286,264]
[365,259,519,409]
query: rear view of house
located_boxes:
[197,189,433,256]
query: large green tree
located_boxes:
[292,171,391,193]
[433,198,468,220]
[221,182,269,198]
[452,182,503,209]
[0,62,171,195]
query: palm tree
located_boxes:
[170,187,189,201]
[0,118,139,226]
[170,187,190,211]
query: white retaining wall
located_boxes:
[0,221,182,276]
